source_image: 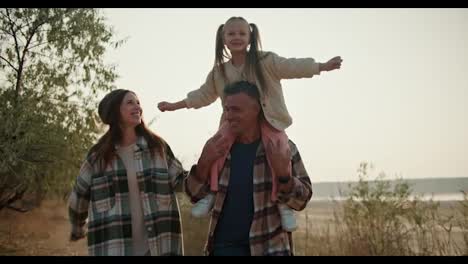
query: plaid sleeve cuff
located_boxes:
[184,165,210,203]
[277,177,303,203]
[70,223,87,241]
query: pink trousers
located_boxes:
[209,119,291,201]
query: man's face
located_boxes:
[224,92,261,136]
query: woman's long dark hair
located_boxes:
[89,90,165,171]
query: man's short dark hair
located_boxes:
[224,81,261,103]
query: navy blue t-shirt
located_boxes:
[213,139,260,253]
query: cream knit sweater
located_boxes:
[184,51,321,131]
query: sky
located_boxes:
[101,8,468,182]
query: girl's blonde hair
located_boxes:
[214,16,268,95]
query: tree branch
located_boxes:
[27,50,81,66]
[5,8,23,102]
[0,182,27,211]
[19,20,40,65]
[5,8,49,102]
[25,39,52,51]
[0,8,10,21]
[5,9,22,67]
[0,54,18,72]
[0,26,15,37]
[1,9,35,41]
[6,204,31,212]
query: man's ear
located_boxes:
[257,105,264,120]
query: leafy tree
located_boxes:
[0,8,123,210]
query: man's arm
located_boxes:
[184,134,230,202]
[266,139,312,211]
[184,164,211,203]
[279,142,313,211]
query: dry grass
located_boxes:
[0,199,87,256]
[292,199,467,256]
[290,163,468,256]
[1,188,466,256]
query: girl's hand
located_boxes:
[322,56,343,71]
[158,101,176,112]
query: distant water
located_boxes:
[310,177,468,201]
[311,192,466,201]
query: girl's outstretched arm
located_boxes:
[157,100,187,112]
